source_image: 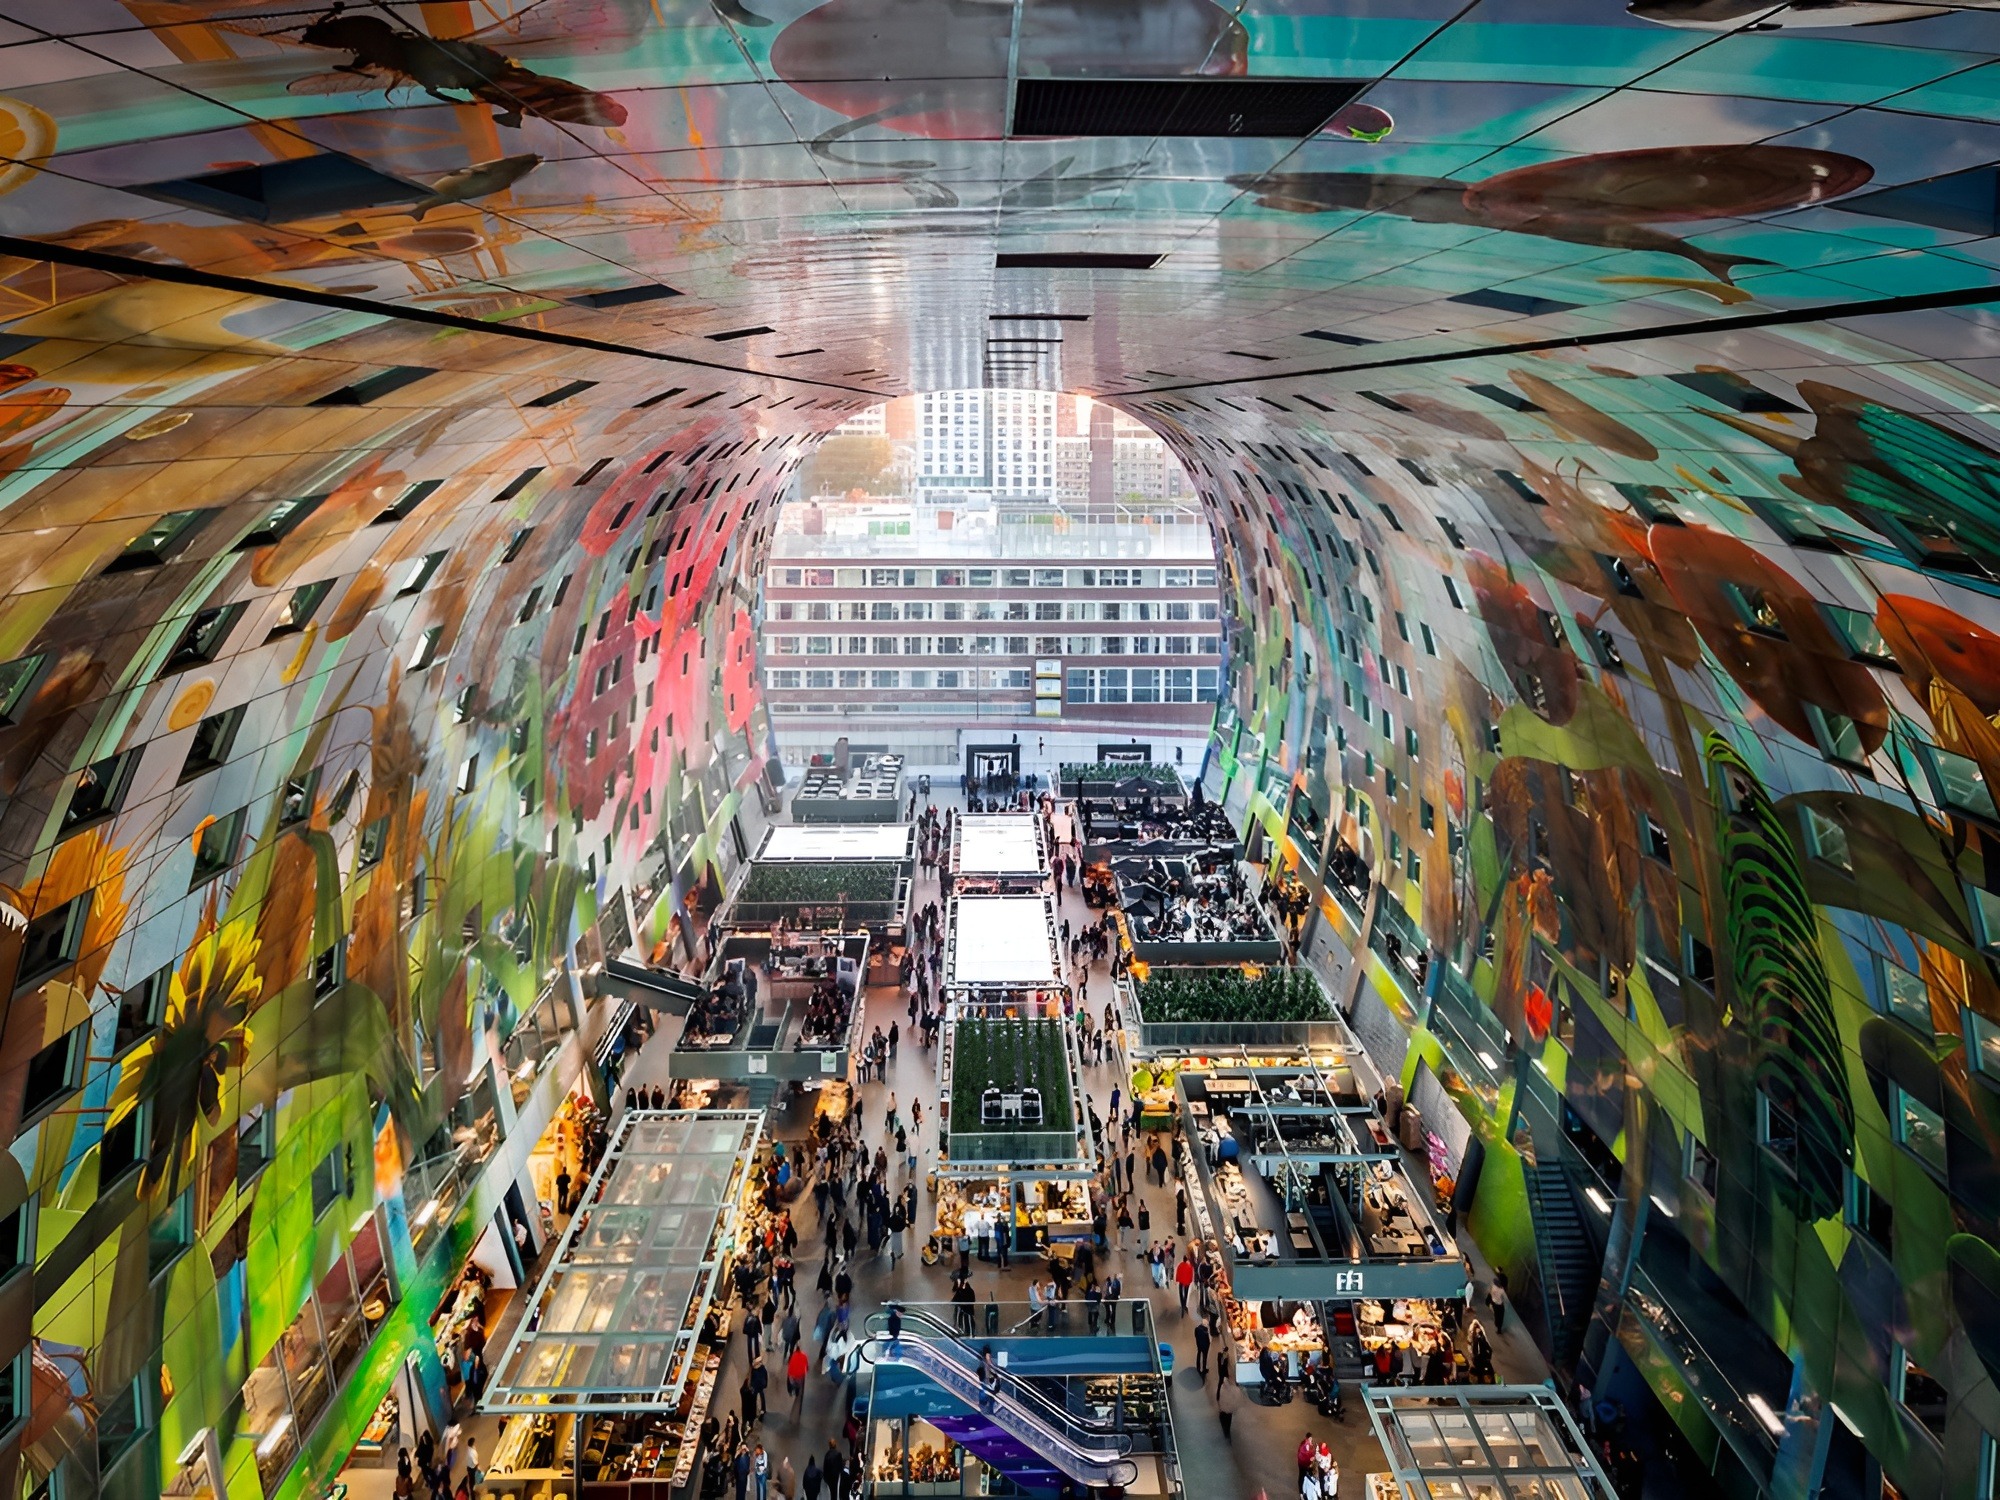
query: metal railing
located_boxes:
[858,1308,1139,1488]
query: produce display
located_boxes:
[948,1019,1073,1133]
[1134,965,1328,1023]
[738,861,900,905]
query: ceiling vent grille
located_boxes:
[1012,78,1364,139]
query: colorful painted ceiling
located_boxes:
[7,2,2000,1499]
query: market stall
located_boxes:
[948,813,1048,895]
[794,752,905,823]
[1177,1063,1463,1307]
[943,894,1061,999]
[1113,851,1282,966]
[867,1416,966,1497]
[1361,1386,1620,1500]
[1118,964,1348,1057]
[670,932,867,1086]
[480,1111,764,1498]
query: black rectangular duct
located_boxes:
[1012,77,1364,139]
[996,252,1161,270]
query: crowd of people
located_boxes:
[1123,852,1273,946]
[384,771,1595,1500]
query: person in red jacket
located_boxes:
[787,1346,809,1413]
[1174,1252,1195,1313]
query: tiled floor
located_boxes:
[339,785,1549,1499]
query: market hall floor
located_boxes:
[337,787,1550,1500]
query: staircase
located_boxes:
[1525,1161,1600,1371]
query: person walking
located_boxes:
[823,1444,846,1500]
[803,1456,823,1500]
[441,1420,461,1487]
[733,1444,751,1500]
[780,1454,796,1500]
[788,1345,809,1413]
[751,1356,770,1419]
[1175,1252,1195,1314]
[1217,1362,1240,1440]
[1194,1318,1212,1378]
[754,1445,770,1500]
[463,1442,483,1493]
[1487,1272,1508,1332]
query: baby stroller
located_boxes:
[1302,1365,1344,1421]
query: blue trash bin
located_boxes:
[1158,1343,1175,1376]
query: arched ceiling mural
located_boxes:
[5,3,2000,1499]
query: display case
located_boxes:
[867,1417,965,1497]
[478,1412,576,1500]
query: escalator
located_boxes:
[860,1309,1140,1489]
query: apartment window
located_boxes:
[14,896,88,993]
[278,767,319,827]
[237,496,322,549]
[936,670,962,689]
[60,748,141,833]
[310,1146,348,1219]
[871,671,900,689]
[372,479,442,524]
[1929,746,1998,821]
[1897,1346,1948,1440]
[1759,1087,1798,1175]
[1686,1138,1719,1199]
[162,603,246,674]
[805,670,834,689]
[1066,669,1095,704]
[768,670,800,689]
[113,965,169,1057]
[408,626,443,671]
[105,509,210,572]
[99,1102,145,1185]
[771,637,800,656]
[1098,668,1129,703]
[358,816,388,870]
[1802,806,1852,873]
[191,809,246,885]
[1806,706,1870,771]
[1845,1169,1892,1252]
[312,940,345,1000]
[19,1027,82,1124]
[1894,1086,1947,1176]
[806,637,832,655]
[1825,605,1897,665]
[0,655,43,725]
[1131,668,1161,703]
[839,670,866,689]
[936,637,964,655]
[873,637,898,655]
[395,550,447,596]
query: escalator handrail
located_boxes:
[863,1335,1140,1487]
[859,1310,1134,1455]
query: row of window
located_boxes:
[770,566,1216,590]
[767,635,1220,658]
[768,668,1032,691]
[770,598,1219,623]
[1065,667,1220,704]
